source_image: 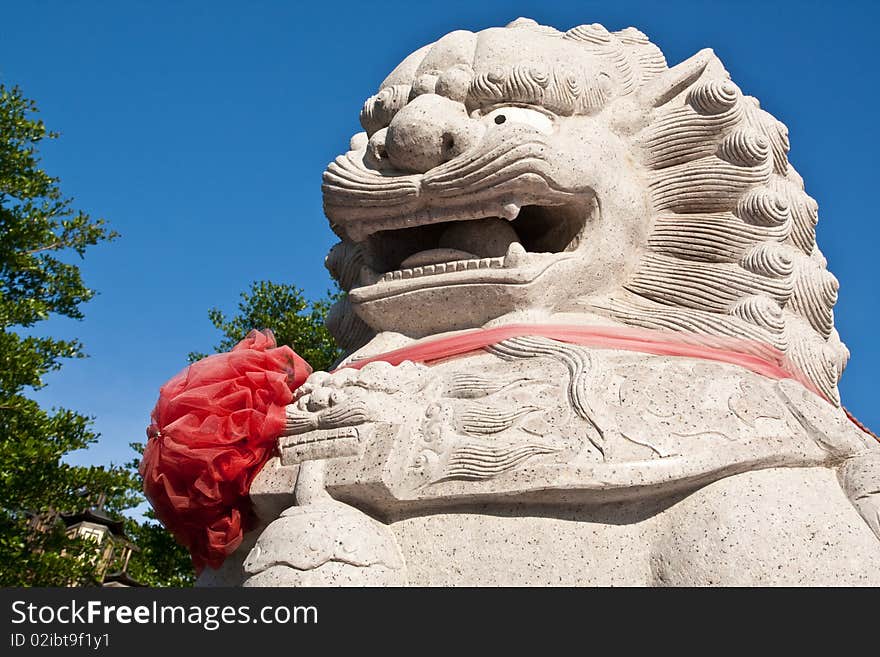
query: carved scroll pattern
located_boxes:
[486,336,606,455]
[408,359,573,485]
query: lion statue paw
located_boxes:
[241,500,407,587]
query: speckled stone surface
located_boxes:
[389,467,880,586]
[651,467,880,586]
[389,501,662,586]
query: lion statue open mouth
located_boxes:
[189,18,880,586]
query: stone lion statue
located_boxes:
[202,18,880,586]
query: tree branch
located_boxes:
[24,241,65,256]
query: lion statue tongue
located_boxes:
[400,217,519,268]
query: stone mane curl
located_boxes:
[327,17,848,405]
[360,19,668,133]
[611,44,846,405]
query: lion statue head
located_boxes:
[321,17,847,405]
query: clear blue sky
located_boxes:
[1,0,878,473]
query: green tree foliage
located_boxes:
[189,280,341,370]
[0,84,340,587]
[124,517,195,587]
[0,84,139,586]
[120,444,196,587]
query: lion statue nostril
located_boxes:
[441,133,455,159]
[365,127,390,168]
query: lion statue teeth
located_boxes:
[208,17,880,587]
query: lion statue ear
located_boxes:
[637,48,716,108]
[609,48,723,135]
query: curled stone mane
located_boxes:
[325,17,848,406]
[611,45,846,405]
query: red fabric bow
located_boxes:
[140,330,311,572]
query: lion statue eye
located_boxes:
[483,106,554,134]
